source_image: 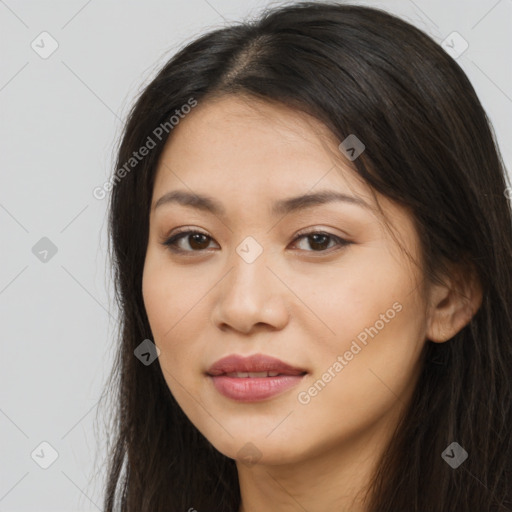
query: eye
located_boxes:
[290,230,351,253]
[161,229,218,253]
[160,228,351,254]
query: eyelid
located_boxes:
[293,225,350,241]
[164,225,350,241]
[289,229,351,253]
[166,226,210,238]
[160,225,352,255]
[160,226,218,253]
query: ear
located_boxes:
[426,261,483,343]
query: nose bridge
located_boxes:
[212,234,289,333]
[227,234,273,304]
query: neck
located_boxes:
[236,417,396,512]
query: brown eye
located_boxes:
[162,231,217,253]
[291,231,351,252]
[161,229,351,255]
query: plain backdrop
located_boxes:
[1,0,511,510]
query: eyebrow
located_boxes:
[153,189,372,217]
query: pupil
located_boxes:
[190,233,208,249]
[310,234,329,250]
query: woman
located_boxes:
[100,2,512,510]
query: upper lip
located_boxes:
[207,353,308,376]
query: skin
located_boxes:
[142,95,482,512]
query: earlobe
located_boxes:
[425,265,483,343]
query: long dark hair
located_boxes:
[99,2,512,510]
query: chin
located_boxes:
[202,429,307,467]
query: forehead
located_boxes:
[152,94,369,201]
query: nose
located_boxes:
[211,249,290,335]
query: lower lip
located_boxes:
[209,374,306,402]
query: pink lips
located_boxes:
[206,353,307,402]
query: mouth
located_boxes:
[221,370,305,378]
[207,353,307,376]
[206,353,308,402]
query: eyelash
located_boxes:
[160,228,351,255]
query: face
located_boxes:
[142,94,430,468]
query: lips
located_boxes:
[206,353,307,377]
[206,354,308,402]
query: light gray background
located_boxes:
[1,0,510,510]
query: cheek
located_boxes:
[280,312,425,461]
[141,255,211,386]
[287,249,420,349]
[142,263,171,339]
[294,252,426,406]
[142,253,202,337]
[299,284,426,421]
